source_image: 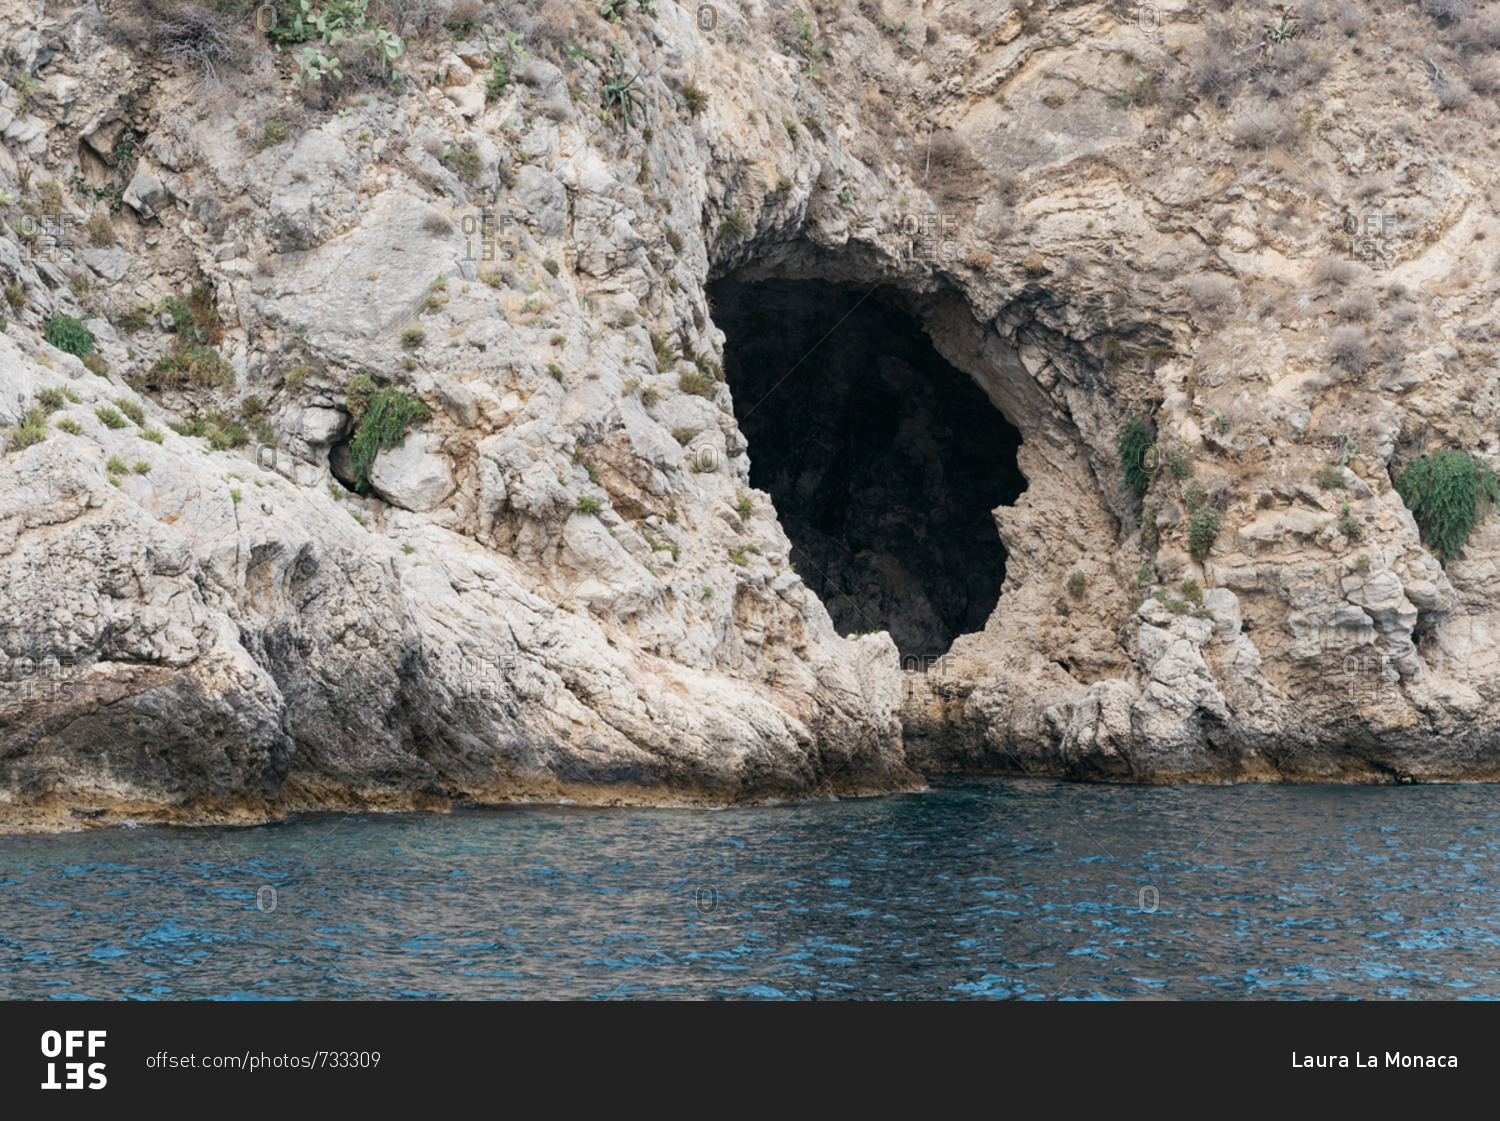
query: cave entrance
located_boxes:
[709,278,1027,662]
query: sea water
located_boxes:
[5,776,1500,1000]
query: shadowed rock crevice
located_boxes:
[711,278,1027,660]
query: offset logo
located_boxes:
[41,1030,106,1090]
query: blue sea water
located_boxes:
[5,776,1500,1000]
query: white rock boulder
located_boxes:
[370,434,456,512]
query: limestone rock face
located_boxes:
[369,434,455,512]
[4,0,1500,827]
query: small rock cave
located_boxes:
[710,278,1027,661]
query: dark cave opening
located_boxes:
[709,278,1028,661]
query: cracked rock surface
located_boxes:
[4,0,1500,828]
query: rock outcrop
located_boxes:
[4,0,1500,828]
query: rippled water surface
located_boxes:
[7,777,1500,999]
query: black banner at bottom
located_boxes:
[0,999,1483,1110]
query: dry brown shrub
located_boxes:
[922,129,984,209]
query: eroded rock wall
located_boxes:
[3,0,1500,827]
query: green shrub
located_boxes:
[679,370,714,398]
[601,44,646,128]
[1165,441,1194,480]
[116,307,151,332]
[444,146,482,183]
[682,82,709,114]
[1179,577,1202,605]
[1065,571,1086,599]
[736,495,754,519]
[9,406,48,448]
[401,326,426,349]
[37,179,64,219]
[257,119,291,150]
[142,426,165,443]
[573,495,603,516]
[36,388,65,412]
[82,353,109,378]
[106,455,128,476]
[343,372,378,422]
[672,427,699,445]
[727,548,748,566]
[546,363,566,383]
[543,256,560,277]
[485,29,530,101]
[208,422,249,451]
[1118,416,1153,499]
[115,398,146,425]
[347,388,432,491]
[1142,499,1159,550]
[140,345,233,389]
[1181,479,1207,512]
[1188,506,1221,559]
[650,329,677,369]
[1315,465,1346,489]
[55,417,82,435]
[719,211,750,241]
[1394,450,1498,561]
[3,284,24,310]
[45,314,95,356]
[95,405,127,429]
[1337,504,1365,541]
[1108,73,1158,108]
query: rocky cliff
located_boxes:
[3,0,1500,829]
